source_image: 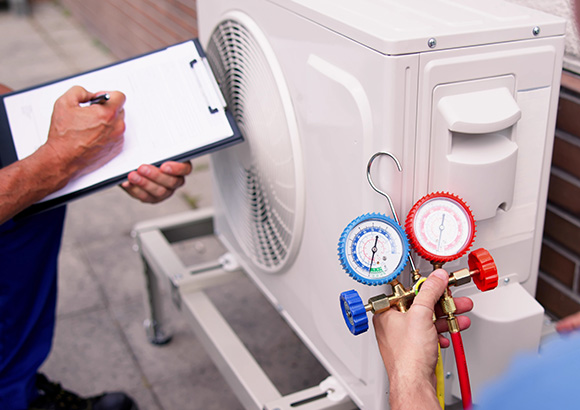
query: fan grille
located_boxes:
[207,17,303,271]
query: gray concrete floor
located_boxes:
[0,2,328,409]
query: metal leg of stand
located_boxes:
[135,209,218,346]
[142,257,172,345]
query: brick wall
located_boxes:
[57,0,198,59]
[537,72,580,319]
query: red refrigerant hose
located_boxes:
[450,330,472,410]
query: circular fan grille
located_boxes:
[206,15,304,272]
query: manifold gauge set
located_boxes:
[337,152,498,410]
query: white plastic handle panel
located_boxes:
[438,87,521,134]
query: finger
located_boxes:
[556,322,576,334]
[438,334,451,348]
[121,180,159,203]
[160,161,193,176]
[0,84,13,94]
[435,315,471,334]
[555,313,580,333]
[453,297,474,315]
[434,296,474,317]
[105,90,126,108]
[135,164,186,190]
[412,269,449,314]
[60,86,91,106]
[127,171,171,200]
[112,108,126,135]
[128,170,186,203]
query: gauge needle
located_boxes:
[369,236,379,273]
[437,214,446,251]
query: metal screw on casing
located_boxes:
[428,38,437,48]
[504,277,510,284]
[533,26,540,36]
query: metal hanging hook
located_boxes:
[366,151,403,224]
[366,151,418,274]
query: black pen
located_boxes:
[88,93,110,105]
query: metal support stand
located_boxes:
[133,208,356,410]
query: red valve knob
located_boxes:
[468,248,498,292]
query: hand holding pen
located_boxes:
[45,86,126,179]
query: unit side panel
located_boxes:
[414,36,564,404]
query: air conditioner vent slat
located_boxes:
[207,17,303,272]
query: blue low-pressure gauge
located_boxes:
[338,213,409,285]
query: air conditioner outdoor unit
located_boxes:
[137,1,565,409]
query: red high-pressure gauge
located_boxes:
[405,192,476,264]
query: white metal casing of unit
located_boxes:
[198,0,565,408]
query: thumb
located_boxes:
[413,269,449,311]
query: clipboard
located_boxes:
[0,39,242,217]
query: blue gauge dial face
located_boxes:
[339,214,408,285]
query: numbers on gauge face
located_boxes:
[345,217,405,281]
[406,193,476,262]
[413,198,471,256]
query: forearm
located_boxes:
[389,375,441,410]
[0,144,71,223]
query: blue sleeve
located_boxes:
[476,331,580,410]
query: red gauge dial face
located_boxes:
[406,193,475,263]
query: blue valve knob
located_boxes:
[340,290,369,335]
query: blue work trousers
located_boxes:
[0,206,66,409]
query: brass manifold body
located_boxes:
[363,266,475,332]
